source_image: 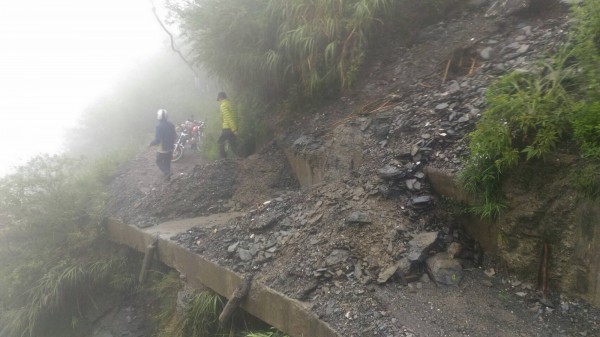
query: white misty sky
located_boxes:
[0,0,169,176]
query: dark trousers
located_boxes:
[156,151,173,176]
[218,129,237,158]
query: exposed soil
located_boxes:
[107,2,600,337]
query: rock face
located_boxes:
[426,253,463,286]
[428,156,600,307]
[497,162,600,307]
[408,232,440,262]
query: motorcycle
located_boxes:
[171,119,206,162]
[171,130,189,162]
[188,120,205,152]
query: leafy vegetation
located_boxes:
[148,271,290,337]
[571,0,600,159]
[152,284,235,337]
[181,292,229,337]
[572,0,600,97]
[167,0,433,153]
[168,293,226,337]
[0,257,134,337]
[170,0,398,105]
[573,102,600,158]
[149,271,182,336]
[459,0,600,217]
[149,269,235,337]
[459,55,575,217]
[0,154,136,337]
[572,162,600,199]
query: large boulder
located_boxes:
[426,253,463,286]
[407,231,440,262]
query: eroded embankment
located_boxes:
[275,0,600,309]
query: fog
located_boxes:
[0,0,168,176]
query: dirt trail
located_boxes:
[142,213,244,240]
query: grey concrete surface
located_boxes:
[107,218,341,337]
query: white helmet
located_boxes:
[157,109,168,120]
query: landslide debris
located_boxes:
[107,142,298,228]
[108,2,600,337]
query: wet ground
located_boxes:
[106,2,600,336]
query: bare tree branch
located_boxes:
[150,0,199,78]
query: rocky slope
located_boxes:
[108,1,600,336]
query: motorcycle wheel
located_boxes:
[171,145,184,162]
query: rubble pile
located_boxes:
[109,2,600,336]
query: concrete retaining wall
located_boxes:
[107,218,341,337]
[425,166,600,308]
[425,167,499,252]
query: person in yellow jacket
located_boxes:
[217,91,238,158]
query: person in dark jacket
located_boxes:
[149,109,177,180]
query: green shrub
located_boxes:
[0,257,134,337]
[150,272,185,337]
[460,0,600,217]
[572,162,600,199]
[573,102,600,158]
[572,0,600,97]
[148,271,240,337]
[0,154,136,337]
[459,56,575,217]
[149,272,180,318]
[181,292,227,337]
[571,0,600,158]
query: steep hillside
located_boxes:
[107,2,600,337]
